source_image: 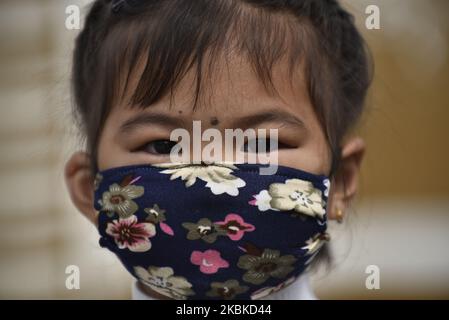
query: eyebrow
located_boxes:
[235,109,306,130]
[118,108,305,135]
[119,112,186,134]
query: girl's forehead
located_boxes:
[114,52,311,122]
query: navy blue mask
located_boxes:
[94,162,330,300]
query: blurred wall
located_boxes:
[354,0,449,198]
[0,0,448,299]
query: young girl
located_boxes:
[65,0,371,300]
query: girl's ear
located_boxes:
[327,137,365,221]
[65,151,98,226]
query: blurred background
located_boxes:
[0,0,448,299]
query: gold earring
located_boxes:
[335,208,344,223]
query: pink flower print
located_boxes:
[215,214,255,241]
[106,215,156,252]
[190,250,229,274]
[248,197,257,206]
[160,222,174,236]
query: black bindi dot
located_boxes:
[178,110,183,114]
[210,117,219,126]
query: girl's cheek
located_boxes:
[277,149,331,175]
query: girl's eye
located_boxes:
[242,138,290,153]
[140,140,177,155]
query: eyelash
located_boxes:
[136,138,294,156]
[136,140,177,156]
[241,138,293,153]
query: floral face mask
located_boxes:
[94,162,330,300]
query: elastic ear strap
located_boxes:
[111,0,146,14]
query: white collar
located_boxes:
[131,274,317,300]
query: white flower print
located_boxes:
[134,266,195,300]
[301,233,330,264]
[154,162,246,196]
[268,179,326,219]
[323,179,330,198]
[248,190,279,212]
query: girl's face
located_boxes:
[98,54,331,175]
[65,52,364,229]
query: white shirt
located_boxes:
[131,274,317,300]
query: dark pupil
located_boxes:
[153,140,176,154]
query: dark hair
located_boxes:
[72,0,372,174]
